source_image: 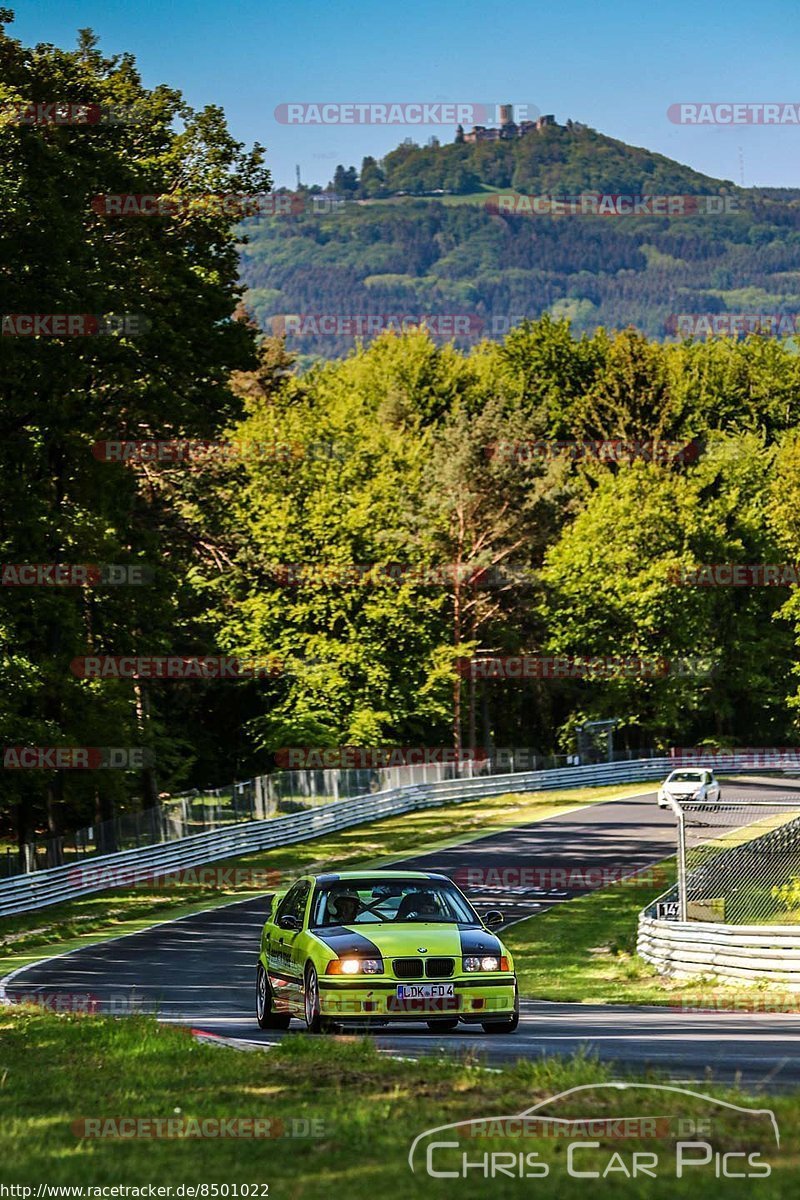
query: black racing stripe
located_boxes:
[312,926,384,957]
[458,926,503,956]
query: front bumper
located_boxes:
[318,975,517,1021]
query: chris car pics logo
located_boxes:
[408,1083,778,1180]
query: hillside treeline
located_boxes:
[240,189,800,358]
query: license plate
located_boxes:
[396,983,455,1000]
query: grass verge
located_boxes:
[0,1007,795,1196]
[507,863,681,1005]
[0,782,651,977]
[507,859,800,1008]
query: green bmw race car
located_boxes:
[256,870,519,1034]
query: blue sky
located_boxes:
[9,0,800,189]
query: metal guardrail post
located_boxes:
[676,804,688,922]
[663,793,688,920]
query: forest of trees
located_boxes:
[4,13,800,858]
[241,195,800,360]
[324,121,731,199]
[241,125,800,360]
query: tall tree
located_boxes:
[0,11,270,860]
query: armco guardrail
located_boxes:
[637,912,800,986]
[638,774,800,983]
[0,757,672,918]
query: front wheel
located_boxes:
[426,1018,459,1033]
[256,963,291,1030]
[481,1011,520,1034]
[481,985,519,1034]
[304,963,335,1034]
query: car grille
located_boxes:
[393,958,424,979]
[393,957,455,979]
[425,957,454,978]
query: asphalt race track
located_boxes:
[5,780,800,1088]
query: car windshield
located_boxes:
[668,771,704,783]
[310,878,478,927]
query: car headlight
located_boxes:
[463,955,509,972]
[326,957,384,975]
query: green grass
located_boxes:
[0,1008,797,1196]
[507,863,684,1005]
[506,860,800,1008]
[1,782,651,977]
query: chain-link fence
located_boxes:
[670,793,800,923]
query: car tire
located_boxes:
[481,985,519,1034]
[304,963,335,1034]
[481,1012,520,1034]
[256,963,291,1030]
[426,1019,459,1033]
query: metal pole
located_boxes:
[677,807,687,921]
[665,795,688,921]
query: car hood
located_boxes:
[665,782,705,794]
[311,922,504,960]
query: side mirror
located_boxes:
[482,910,504,930]
[277,913,301,932]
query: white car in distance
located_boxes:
[657,768,721,809]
